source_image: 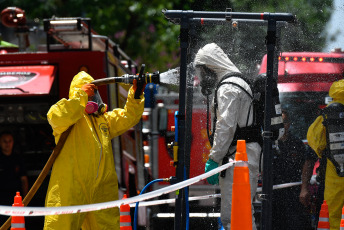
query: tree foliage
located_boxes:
[230,0,333,51]
[0,0,333,73]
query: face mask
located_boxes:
[195,65,217,96]
[85,101,98,114]
[85,90,108,115]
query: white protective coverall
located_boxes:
[194,43,261,230]
[44,71,144,230]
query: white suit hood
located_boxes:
[194,43,241,81]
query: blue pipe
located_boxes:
[134,179,164,230]
[174,111,179,142]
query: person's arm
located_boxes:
[20,175,29,197]
[106,86,145,139]
[299,158,315,207]
[47,87,89,138]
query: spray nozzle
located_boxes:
[91,64,160,86]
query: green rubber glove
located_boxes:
[205,159,219,185]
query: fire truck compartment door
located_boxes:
[0,65,56,96]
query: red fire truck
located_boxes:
[0,8,147,228]
[259,49,344,142]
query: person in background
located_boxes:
[307,79,344,230]
[44,71,145,230]
[0,131,29,223]
[300,147,324,228]
[272,110,316,229]
[195,43,262,230]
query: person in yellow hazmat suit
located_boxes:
[44,71,145,230]
[307,79,344,230]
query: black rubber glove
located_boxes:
[133,78,146,99]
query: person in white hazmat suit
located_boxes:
[194,43,261,230]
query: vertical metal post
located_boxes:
[184,61,194,230]
[174,12,190,230]
[261,16,277,230]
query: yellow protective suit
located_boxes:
[307,79,344,230]
[44,71,144,230]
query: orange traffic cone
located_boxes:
[11,192,25,230]
[317,200,330,230]
[120,194,132,230]
[340,219,344,230]
[230,140,252,230]
[340,205,344,230]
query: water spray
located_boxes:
[159,68,180,86]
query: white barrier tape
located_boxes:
[130,181,302,207]
[270,181,302,191]
[0,160,236,216]
[129,194,221,207]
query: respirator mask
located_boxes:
[195,65,217,96]
[85,89,108,115]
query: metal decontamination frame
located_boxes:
[162,10,296,230]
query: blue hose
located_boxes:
[134,179,164,230]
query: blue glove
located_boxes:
[205,159,219,185]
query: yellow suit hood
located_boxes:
[329,79,344,104]
[69,71,94,99]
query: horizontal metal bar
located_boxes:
[163,10,295,23]
[189,18,288,26]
